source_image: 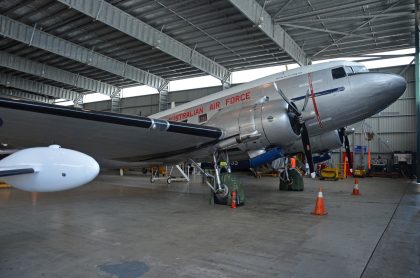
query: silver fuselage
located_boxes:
[153,61,406,161]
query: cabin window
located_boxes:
[198,113,207,123]
[331,67,347,79]
[351,66,369,73]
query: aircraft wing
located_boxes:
[0,97,224,163]
[0,167,35,177]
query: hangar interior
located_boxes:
[0,0,419,278]
[0,0,417,174]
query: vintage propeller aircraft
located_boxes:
[0,60,406,204]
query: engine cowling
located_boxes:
[206,99,301,151]
[0,145,99,192]
[260,99,301,147]
[284,130,343,155]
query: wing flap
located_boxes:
[0,97,223,162]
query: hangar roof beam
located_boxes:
[278,23,393,41]
[0,51,120,97]
[0,73,82,101]
[228,0,309,66]
[57,0,231,82]
[277,13,413,24]
[0,88,53,103]
[312,0,404,57]
[274,0,386,21]
[0,15,167,90]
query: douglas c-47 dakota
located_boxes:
[0,61,407,205]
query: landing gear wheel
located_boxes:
[213,173,245,206]
[167,177,172,184]
[279,169,304,191]
[279,175,294,191]
[214,183,229,202]
[150,177,155,183]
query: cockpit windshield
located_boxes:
[351,66,369,74]
[332,65,369,79]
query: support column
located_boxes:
[73,95,84,108]
[416,0,420,183]
[111,90,122,113]
[222,73,232,90]
[158,82,170,112]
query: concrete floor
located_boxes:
[0,173,419,278]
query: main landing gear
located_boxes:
[278,157,304,191]
[190,150,245,206]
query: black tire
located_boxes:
[214,173,245,206]
[279,177,293,191]
[214,184,229,205]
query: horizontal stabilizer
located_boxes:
[0,168,35,177]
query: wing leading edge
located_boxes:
[0,97,224,162]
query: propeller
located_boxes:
[273,82,316,178]
[302,89,310,112]
[339,127,353,173]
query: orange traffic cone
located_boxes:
[352,179,360,196]
[231,191,237,209]
[312,187,327,215]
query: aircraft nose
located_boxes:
[371,73,407,106]
[388,74,407,100]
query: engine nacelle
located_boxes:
[0,145,99,192]
[260,100,301,147]
[207,99,300,151]
[284,130,343,154]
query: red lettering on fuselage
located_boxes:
[168,106,204,121]
[167,91,252,121]
[209,101,220,111]
[225,92,250,106]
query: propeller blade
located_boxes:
[302,89,310,112]
[273,82,300,115]
[343,133,353,173]
[274,81,315,178]
[339,127,353,173]
[301,123,316,178]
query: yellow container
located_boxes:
[0,182,11,189]
[353,169,367,178]
[320,167,339,180]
